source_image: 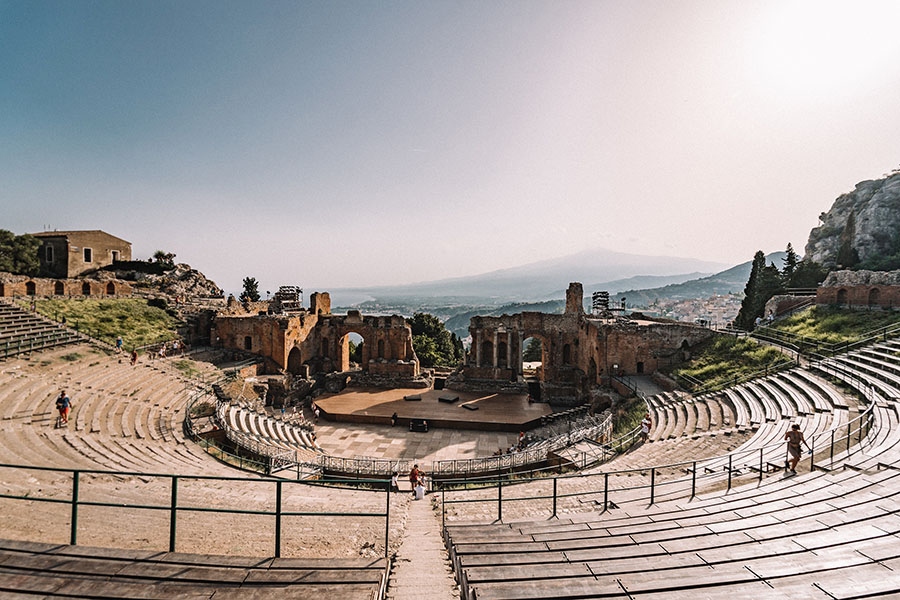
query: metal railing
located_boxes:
[0,462,391,558]
[439,394,877,522]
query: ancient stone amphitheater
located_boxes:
[2,298,900,599]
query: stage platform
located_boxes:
[315,387,552,432]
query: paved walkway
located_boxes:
[387,495,458,600]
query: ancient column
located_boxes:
[476,330,482,366]
[492,330,499,368]
[517,330,524,376]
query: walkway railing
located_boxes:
[0,462,391,559]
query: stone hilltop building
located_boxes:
[32,230,132,278]
[449,283,715,404]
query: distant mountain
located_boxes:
[333,247,728,302]
[548,272,710,300]
[611,252,787,305]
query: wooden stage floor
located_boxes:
[315,387,552,432]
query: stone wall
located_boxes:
[816,270,900,309]
[0,274,133,297]
[454,282,715,403]
[212,292,421,380]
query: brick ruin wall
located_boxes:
[211,293,420,380]
[0,274,133,297]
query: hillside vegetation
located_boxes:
[28,298,179,350]
[669,335,788,391]
[763,306,900,347]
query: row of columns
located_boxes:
[474,329,526,376]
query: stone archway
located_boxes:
[287,347,303,375]
[869,287,881,308]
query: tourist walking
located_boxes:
[640,413,652,443]
[784,423,811,475]
[55,390,72,427]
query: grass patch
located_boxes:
[612,396,647,438]
[31,298,179,350]
[173,359,201,379]
[668,335,787,391]
[60,353,82,362]
[764,306,900,347]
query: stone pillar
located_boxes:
[492,331,499,368]
[476,330,482,366]
[517,330,524,376]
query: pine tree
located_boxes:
[735,251,765,329]
[782,243,799,284]
[239,277,260,302]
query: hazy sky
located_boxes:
[3,0,900,294]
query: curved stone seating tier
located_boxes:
[0,540,387,600]
[0,345,238,477]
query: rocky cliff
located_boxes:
[805,172,900,267]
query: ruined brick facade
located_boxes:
[212,292,420,380]
[816,270,900,310]
[32,230,132,278]
[454,283,715,403]
[0,274,132,297]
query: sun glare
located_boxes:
[751,0,900,99]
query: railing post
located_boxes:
[169,476,178,552]
[70,470,79,545]
[649,468,656,505]
[384,478,391,559]
[274,480,283,558]
[603,472,609,511]
[497,478,502,522]
[691,461,696,498]
[552,477,558,518]
[830,429,835,467]
[727,455,733,490]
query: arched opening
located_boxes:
[480,340,493,367]
[497,341,508,368]
[287,347,303,375]
[562,343,572,365]
[869,287,881,307]
[243,336,253,351]
[25,281,36,296]
[54,281,65,295]
[377,338,385,359]
[82,282,91,295]
[338,331,366,372]
[522,335,548,381]
[105,282,116,296]
[837,288,848,305]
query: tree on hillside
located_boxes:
[407,312,460,367]
[735,251,766,329]
[836,212,860,268]
[0,230,40,276]
[152,250,176,268]
[782,243,799,281]
[239,277,260,302]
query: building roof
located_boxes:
[30,230,131,245]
